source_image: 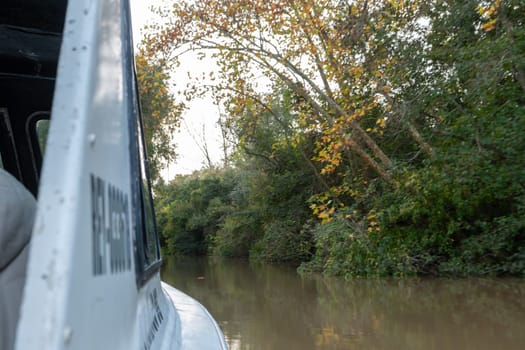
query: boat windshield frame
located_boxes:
[122,0,162,287]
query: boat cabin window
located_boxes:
[131,71,162,284]
[26,112,50,177]
[35,119,50,156]
[137,113,161,269]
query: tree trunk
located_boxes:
[406,121,434,157]
[347,140,396,185]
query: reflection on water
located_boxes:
[161,257,525,350]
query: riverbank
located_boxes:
[154,162,525,278]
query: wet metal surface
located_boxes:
[162,257,525,350]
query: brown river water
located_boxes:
[161,257,525,350]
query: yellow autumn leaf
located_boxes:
[481,19,496,32]
[476,4,486,16]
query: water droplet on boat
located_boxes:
[63,327,73,345]
[88,134,97,147]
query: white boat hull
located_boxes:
[8,1,228,349]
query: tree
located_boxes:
[135,48,183,183]
[148,1,426,180]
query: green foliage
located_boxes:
[135,50,183,184]
[212,210,262,257]
[299,0,525,277]
[156,90,320,262]
[250,220,313,263]
[154,0,525,277]
[299,215,416,278]
[154,169,237,255]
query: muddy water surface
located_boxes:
[161,257,525,350]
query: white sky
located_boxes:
[130,0,223,179]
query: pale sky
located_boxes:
[130,0,223,179]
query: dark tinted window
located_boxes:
[0,0,68,33]
[137,114,160,268]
